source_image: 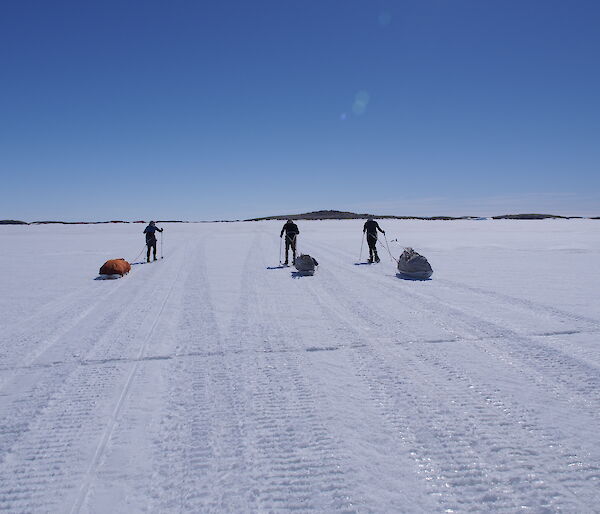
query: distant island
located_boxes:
[246,210,484,221]
[1,211,597,225]
[0,220,189,225]
[245,210,593,221]
[491,213,581,220]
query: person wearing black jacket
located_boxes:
[143,221,163,262]
[280,219,299,265]
[363,218,385,263]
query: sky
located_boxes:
[1,0,599,221]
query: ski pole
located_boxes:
[161,230,164,259]
[359,231,365,261]
[279,235,283,265]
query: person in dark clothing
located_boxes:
[143,221,163,262]
[363,218,385,263]
[280,219,300,265]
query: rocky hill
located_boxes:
[246,210,481,221]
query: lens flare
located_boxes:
[352,90,370,115]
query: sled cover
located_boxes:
[294,254,318,274]
[397,248,433,279]
[99,258,131,277]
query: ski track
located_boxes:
[1,222,600,512]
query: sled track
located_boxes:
[312,239,600,333]
[0,267,131,335]
[316,275,599,510]
[370,269,600,420]
[311,241,600,416]
[0,272,133,380]
[69,253,184,513]
[435,278,600,330]
[302,242,600,511]
[0,246,180,386]
[0,267,169,467]
[0,249,184,513]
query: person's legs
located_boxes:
[367,234,377,262]
[372,236,380,262]
[284,237,290,264]
[291,236,297,263]
[147,238,156,262]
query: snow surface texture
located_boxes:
[1,219,600,513]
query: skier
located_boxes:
[280,219,299,265]
[143,221,163,262]
[363,218,385,263]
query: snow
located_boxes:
[1,219,600,512]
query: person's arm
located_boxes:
[377,223,385,234]
[158,228,164,232]
[143,227,148,234]
[280,226,285,237]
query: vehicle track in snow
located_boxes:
[302,240,600,511]
[311,240,600,417]
[146,229,359,512]
[0,279,165,463]
[0,255,176,459]
[312,239,600,413]
[0,272,131,381]
[2,222,599,512]
[0,249,179,387]
[235,230,359,512]
[235,230,443,511]
[145,234,253,512]
[0,248,185,512]
[367,270,600,422]
[70,251,185,513]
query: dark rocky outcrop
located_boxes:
[247,210,376,221]
[246,210,479,221]
[491,214,569,220]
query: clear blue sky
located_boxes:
[1,0,599,220]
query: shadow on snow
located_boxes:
[396,273,432,281]
[291,271,314,279]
